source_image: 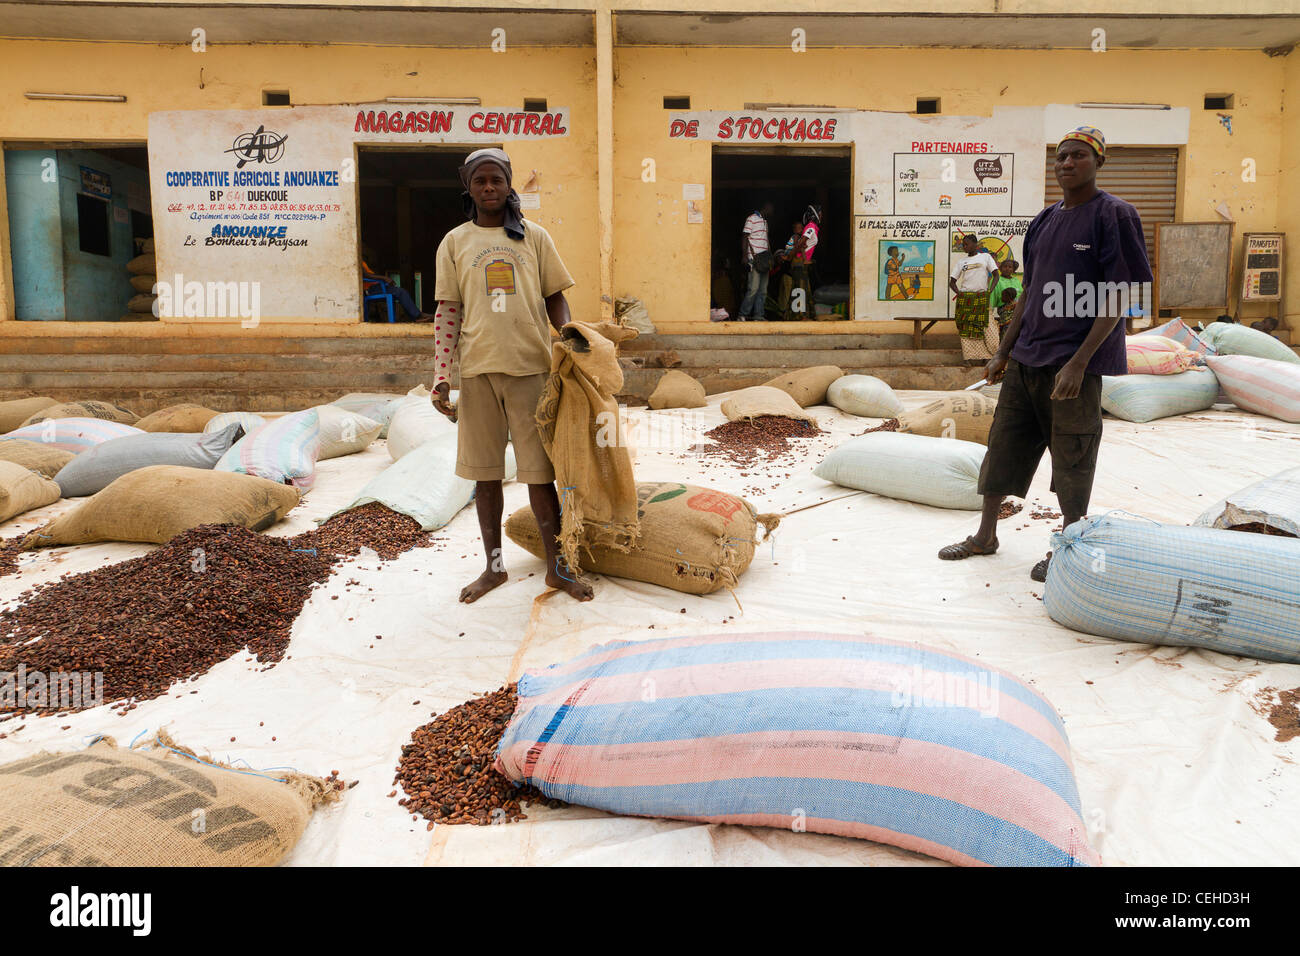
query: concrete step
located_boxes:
[620,365,978,400]
[628,347,963,369]
[2,336,438,356]
[0,385,426,416]
[624,332,959,351]
[0,352,437,373]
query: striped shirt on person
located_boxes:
[742,212,770,263]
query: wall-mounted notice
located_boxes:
[1240,233,1284,303]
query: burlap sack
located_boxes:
[648,370,707,410]
[126,253,155,275]
[507,481,779,595]
[762,365,844,407]
[0,439,74,478]
[22,400,138,427]
[20,464,300,549]
[0,460,61,523]
[897,393,1000,445]
[614,296,656,334]
[537,321,641,569]
[141,237,155,254]
[0,733,337,866]
[134,403,222,433]
[128,294,157,314]
[720,386,814,423]
[0,396,57,433]
[129,274,157,293]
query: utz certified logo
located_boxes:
[973,157,1003,183]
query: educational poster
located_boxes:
[951,216,1030,271]
[878,239,936,301]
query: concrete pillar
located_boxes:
[596,1,615,322]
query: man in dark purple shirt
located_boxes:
[938,126,1153,581]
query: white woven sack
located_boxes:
[328,432,516,530]
[826,375,905,418]
[1194,467,1300,538]
[813,431,985,510]
[313,405,382,460]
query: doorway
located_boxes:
[3,144,153,321]
[711,146,852,321]
[357,146,490,320]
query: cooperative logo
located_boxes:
[938,194,952,208]
[225,125,288,168]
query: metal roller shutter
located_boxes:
[1044,146,1178,260]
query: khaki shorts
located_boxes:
[455,372,556,484]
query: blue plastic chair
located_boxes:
[363,280,395,323]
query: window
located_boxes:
[76,193,111,256]
[916,98,940,114]
[664,96,691,110]
[263,90,291,106]
[1204,94,1234,110]
[523,98,547,112]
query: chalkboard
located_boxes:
[1155,221,1233,311]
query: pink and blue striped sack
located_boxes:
[496,631,1100,867]
[1204,354,1300,423]
[215,408,321,490]
[1139,317,1216,360]
[1,418,141,454]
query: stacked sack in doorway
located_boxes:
[123,237,158,320]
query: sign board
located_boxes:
[1240,232,1284,303]
[1155,221,1233,312]
[80,165,112,200]
[148,104,570,321]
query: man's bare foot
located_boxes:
[545,567,594,602]
[459,569,508,603]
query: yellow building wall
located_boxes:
[614,46,1291,331]
[1281,52,1300,330]
[1,36,1294,333]
[0,39,599,330]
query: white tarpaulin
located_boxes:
[2,391,1298,867]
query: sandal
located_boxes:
[1030,553,1052,582]
[937,536,999,561]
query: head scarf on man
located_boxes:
[1057,125,1106,161]
[458,147,527,240]
[803,204,822,225]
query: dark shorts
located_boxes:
[978,359,1103,518]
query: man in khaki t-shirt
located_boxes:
[431,147,593,604]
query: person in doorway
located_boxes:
[884,246,913,300]
[937,125,1153,582]
[430,147,593,604]
[739,201,774,320]
[782,205,821,321]
[361,253,433,322]
[949,234,1000,364]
